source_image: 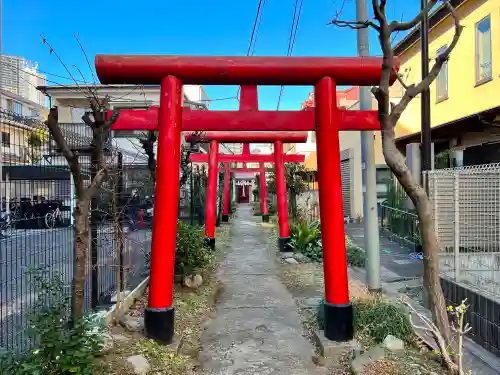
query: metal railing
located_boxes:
[378,203,420,248]
[0,109,152,353]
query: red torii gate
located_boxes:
[223,162,269,222]
[96,54,397,346]
[184,129,308,247]
[112,90,307,249]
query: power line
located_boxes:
[235,0,267,102]
[276,0,304,110]
[225,0,267,158]
[246,0,267,56]
[2,61,240,107]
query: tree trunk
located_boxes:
[72,198,90,320]
[381,133,453,346]
[290,193,297,220]
[417,195,453,346]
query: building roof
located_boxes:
[393,0,467,56]
[395,105,500,151]
[300,86,360,110]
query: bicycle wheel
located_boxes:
[5,222,14,237]
[45,212,55,229]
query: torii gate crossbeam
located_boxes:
[191,138,306,248]
[97,53,398,347]
[184,105,308,249]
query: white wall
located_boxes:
[294,131,316,156]
[48,85,203,162]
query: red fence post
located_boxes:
[204,140,219,250]
[315,76,353,341]
[145,75,182,345]
[274,141,290,251]
[222,162,230,222]
[259,162,269,222]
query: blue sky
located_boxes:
[2,0,419,110]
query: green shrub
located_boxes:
[175,220,213,275]
[345,235,366,267]
[0,268,105,375]
[316,296,414,345]
[253,201,277,216]
[289,224,367,264]
[353,297,415,344]
[290,220,322,261]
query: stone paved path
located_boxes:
[198,205,323,375]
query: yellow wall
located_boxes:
[396,0,500,138]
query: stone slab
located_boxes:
[313,330,360,360]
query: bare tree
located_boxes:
[330,0,463,370]
[45,100,119,320]
[139,131,157,183]
[139,131,204,187]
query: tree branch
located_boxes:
[389,0,438,32]
[139,131,157,183]
[45,107,84,197]
[389,0,463,125]
[103,108,120,132]
[395,71,411,91]
[401,298,457,372]
[328,19,381,31]
[85,168,108,200]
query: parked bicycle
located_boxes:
[45,206,63,229]
[0,212,15,238]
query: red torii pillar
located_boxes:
[258,162,269,222]
[227,162,269,221]
[222,162,231,222]
[98,54,397,345]
[186,129,307,249]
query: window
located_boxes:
[376,168,391,184]
[2,132,11,148]
[5,99,14,112]
[14,102,22,115]
[476,15,492,84]
[436,45,448,101]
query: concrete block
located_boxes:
[313,330,360,360]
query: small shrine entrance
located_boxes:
[235,179,252,203]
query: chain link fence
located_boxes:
[425,164,500,356]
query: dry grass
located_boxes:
[97,226,230,375]
[276,259,446,375]
[278,262,324,297]
[363,359,401,375]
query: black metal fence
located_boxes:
[0,110,153,353]
[0,108,228,353]
[378,203,421,249]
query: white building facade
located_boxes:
[1,54,47,107]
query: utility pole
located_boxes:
[421,0,432,173]
[356,0,381,292]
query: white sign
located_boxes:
[235,180,252,187]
